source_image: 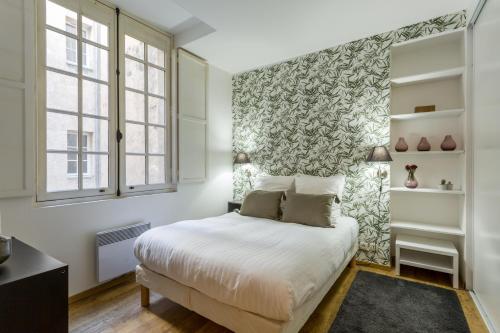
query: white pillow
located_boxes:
[254,175,294,192]
[294,174,346,226]
[294,174,346,200]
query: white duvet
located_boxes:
[134,213,358,321]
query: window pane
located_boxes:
[125,90,144,122]
[126,155,145,186]
[125,58,144,91]
[125,35,144,59]
[148,96,165,125]
[46,30,77,73]
[148,67,164,96]
[82,80,108,117]
[148,156,165,184]
[82,16,108,47]
[83,117,108,152]
[126,123,145,153]
[46,71,78,112]
[46,112,78,150]
[83,154,108,189]
[148,126,164,154]
[147,45,164,68]
[83,43,108,82]
[46,0,77,32]
[47,152,78,192]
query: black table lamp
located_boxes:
[366,146,392,191]
[234,152,252,190]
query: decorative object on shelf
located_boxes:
[0,235,12,264]
[417,137,431,151]
[414,105,436,113]
[404,164,418,188]
[447,181,454,191]
[439,179,448,190]
[395,137,408,152]
[234,152,253,193]
[366,146,393,193]
[440,135,457,151]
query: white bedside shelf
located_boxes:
[390,109,464,121]
[391,220,465,236]
[390,187,465,195]
[391,67,464,87]
[395,234,458,288]
[390,150,465,156]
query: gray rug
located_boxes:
[329,271,470,333]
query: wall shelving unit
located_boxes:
[389,28,468,288]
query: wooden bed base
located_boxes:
[141,285,150,307]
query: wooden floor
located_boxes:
[69,264,488,333]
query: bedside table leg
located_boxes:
[141,285,150,307]
[395,246,401,276]
[453,254,459,289]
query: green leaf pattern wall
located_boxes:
[232,12,466,265]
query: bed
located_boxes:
[134,212,358,333]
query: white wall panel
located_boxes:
[178,49,207,182]
[0,0,34,198]
[472,0,500,331]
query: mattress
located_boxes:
[134,213,358,321]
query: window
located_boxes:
[66,18,89,67]
[67,132,88,175]
[38,0,115,201]
[119,15,172,194]
[37,0,173,202]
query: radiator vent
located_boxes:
[96,222,150,247]
[96,222,150,282]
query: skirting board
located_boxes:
[470,291,497,333]
[68,272,135,304]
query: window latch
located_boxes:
[116,129,123,143]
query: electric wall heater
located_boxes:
[96,222,150,282]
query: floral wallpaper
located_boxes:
[232,12,466,265]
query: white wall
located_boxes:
[472,0,500,330]
[0,0,233,296]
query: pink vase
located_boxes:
[440,135,456,151]
[405,170,418,188]
[395,137,408,152]
[417,137,431,151]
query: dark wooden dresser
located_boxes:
[0,238,68,333]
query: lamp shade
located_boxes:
[366,146,393,162]
[234,152,251,164]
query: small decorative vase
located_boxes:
[395,137,408,152]
[417,137,431,151]
[440,135,457,151]
[405,164,418,188]
[405,170,418,188]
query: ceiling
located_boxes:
[108,0,472,74]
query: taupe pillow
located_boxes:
[282,192,334,227]
[240,190,284,220]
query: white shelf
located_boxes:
[396,234,458,256]
[391,150,465,156]
[391,67,464,87]
[391,28,465,51]
[399,249,454,274]
[391,220,465,236]
[390,187,465,195]
[390,109,464,121]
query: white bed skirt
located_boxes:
[136,240,358,333]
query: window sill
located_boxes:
[35,186,177,208]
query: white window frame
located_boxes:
[118,14,174,195]
[36,0,117,202]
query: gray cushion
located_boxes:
[240,190,284,220]
[282,192,334,227]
